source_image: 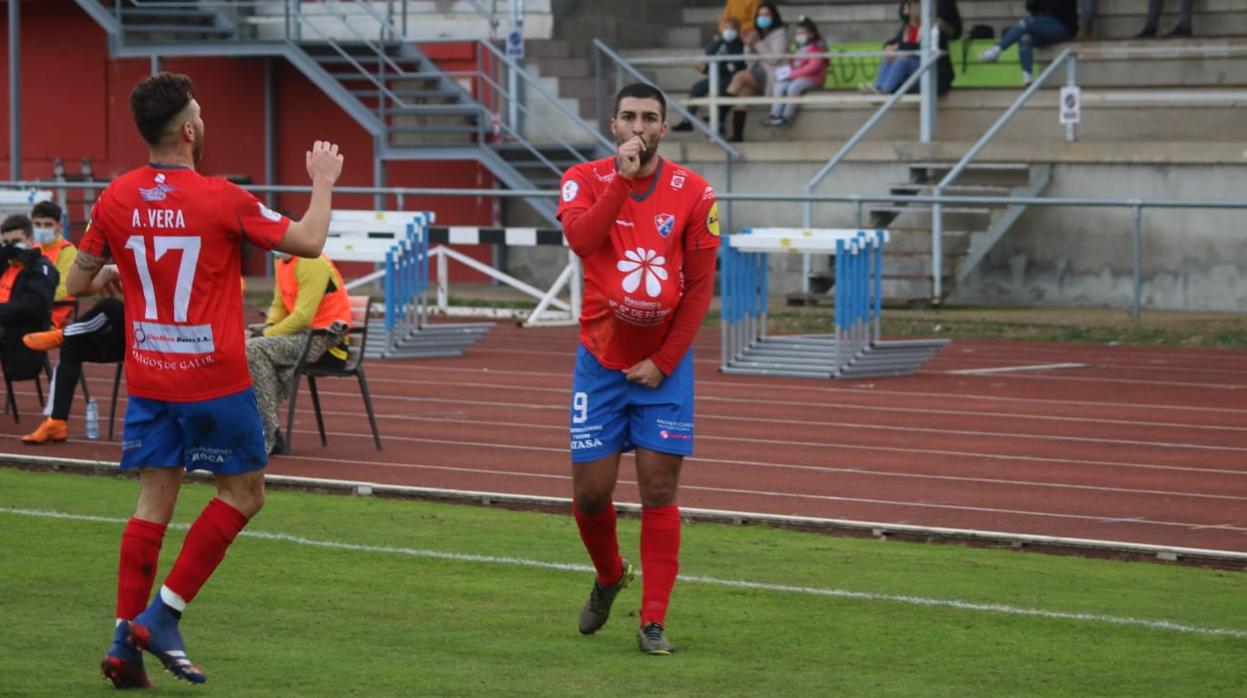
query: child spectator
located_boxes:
[762,16,828,127]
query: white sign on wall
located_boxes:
[1059,86,1081,125]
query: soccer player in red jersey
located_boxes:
[557,83,721,655]
[65,73,344,688]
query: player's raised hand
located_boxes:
[617,136,646,179]
[306,141,344,185]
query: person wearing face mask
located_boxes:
[724,2,788,142]
[0,214,59,388]
[763,16,829,127]
[30,200,79,328]
[671,18,747,134]
[245,249,351,455]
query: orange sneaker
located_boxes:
[23,328,64,351]
[21,418,68,445]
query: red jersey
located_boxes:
[557,156,720,369]
[80,165,290,402]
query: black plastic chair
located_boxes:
[2,355,52,424]
[283,295,382,453]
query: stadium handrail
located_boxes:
[14,180,1243,328]
[929,48,1076,300]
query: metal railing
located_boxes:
[928,47,1076,301]
[10,179,1243,327]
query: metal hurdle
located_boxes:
[719,228,948,379]
[374,213,494,359]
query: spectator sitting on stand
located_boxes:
[724,2,788,142]
[977,0,1077,86]
[672,18,748,134]
[762,16,829,127]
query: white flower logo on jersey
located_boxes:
[617,247,668,298]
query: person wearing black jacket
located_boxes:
[977,0,1076,85]
[866,0,961,95]
[672,18,748,132]
[0,214,59,383]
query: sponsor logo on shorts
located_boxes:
[121,438,142,451]
[571,438,604,450]
[659,430,691,441]
[187,447,233,465]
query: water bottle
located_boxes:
[85,398,100,440]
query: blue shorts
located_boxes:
[569,345,696,463]
[120,388,267,475]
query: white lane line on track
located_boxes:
[946,363,1090,375]
[460,346,1247,389]
[308,386,1247,453]
[275,449,1247,533]
[293,430,1247,502]
[362,365,1247,416]
[341,375,1247,434]
[5,506,1244,640]
[305,407,1247,477]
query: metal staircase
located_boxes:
[74,0,612,224]
[802,162,1051,305]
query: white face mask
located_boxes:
[33,227,56,245]
[795,33,810,46]
[721,28,739,42]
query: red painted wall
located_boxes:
[0,2,498,281]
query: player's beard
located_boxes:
[191,122,205,164]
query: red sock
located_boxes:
[163,498,250,605]
[116,518,167,620]
[640,505,681,627]
[573,501,623,586]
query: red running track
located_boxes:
[2,324,1245,554]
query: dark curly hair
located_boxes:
[30,200,62,222]
[129,72,196,146]
[614,82,667,121]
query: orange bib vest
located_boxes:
[39,239,75,328]
[276,256,352,330]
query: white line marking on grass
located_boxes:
[3,506,1246,640]
[2,503,1247,643]
[946,363,1090,375]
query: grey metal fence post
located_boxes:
[708,60,720,135]
[1132,204,1143,328]
[595,47,608,135]
[931,186,943,302]
[854,198,864,228]
[1065,55,1078,143]
[919,1,935,142]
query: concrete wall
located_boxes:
[954,164,1247,311]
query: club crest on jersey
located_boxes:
[139,173,175,202]
[670,174,685,190]
[654,213,676,237]
[562,180,580,202]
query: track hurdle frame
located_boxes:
[720,228,949,379]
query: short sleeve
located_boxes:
[222,181,290,251]
[555,165,596,221]
[683,182,722,252]
[79,190,112,259]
